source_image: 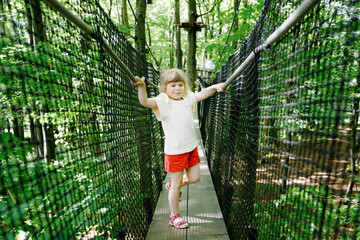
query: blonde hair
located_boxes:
[160,68,187,93]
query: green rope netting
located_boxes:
[199,0,359,239]
[1,0,163,239]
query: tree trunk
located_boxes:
[131,74,154,218]
[79,16,102,157]
[121,0,130,33]
[146,22,151,47]
[0,0,5,36]
[234,0,240,32]
[30,0,46,43]
[28,111,36,150]
[11,105,25,141]
[84,80,102,157]
[3,1,25,141]
[174,0,182,69]
[6,120,10,133]
[203,13,209,63]
[345,77,360,199]
[281,24,301,194]
[135,0,147,55]
[216,2,222,36]
[233,0,240,49]
[108,0,113,16]
[35,119,44,158]
[187,0,197,91]
[41,105,56,161]
[25,0,37,155]
[169,16,174,68]
[31,0,56,162]
[24,0,34,45]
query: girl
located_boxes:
[133,69,225,229]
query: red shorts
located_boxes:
[164,147,200,172]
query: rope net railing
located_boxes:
[1,0,164,239]
[198,0,359,239]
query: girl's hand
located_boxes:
[132,76,146,87]
[212,83,226,92]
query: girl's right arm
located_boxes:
[132,76,157,109]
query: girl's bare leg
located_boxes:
[168,164,200,215]
[169,170,184,216]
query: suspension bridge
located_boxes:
[0,0,359,239]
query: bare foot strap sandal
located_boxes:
[169,214,189,229]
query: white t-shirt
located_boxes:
[155,91,198,155]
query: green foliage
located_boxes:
[100,0,265,71]
[0,131,34,238]
[254,185,360,239]
[199,0,265,73]
[0,4,152,238]
[0,139,146,238]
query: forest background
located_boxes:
[97,0,264,89]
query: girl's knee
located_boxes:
[170,171,185,189]
[171,181,183,190]
[188,176,200,184]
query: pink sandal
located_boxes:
[169,214,189,229]
[165,182,182,201]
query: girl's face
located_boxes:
[165,81,185,100]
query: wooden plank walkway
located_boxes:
[146,117,230,240]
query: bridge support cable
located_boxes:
[41,0,159,90]
[221,0,320,90]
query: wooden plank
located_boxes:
[146,118,229,240]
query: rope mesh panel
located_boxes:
[0,0,164,239]
[199,0,359,239]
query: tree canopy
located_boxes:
[99,0,265,74]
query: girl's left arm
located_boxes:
[195,83,226,102]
